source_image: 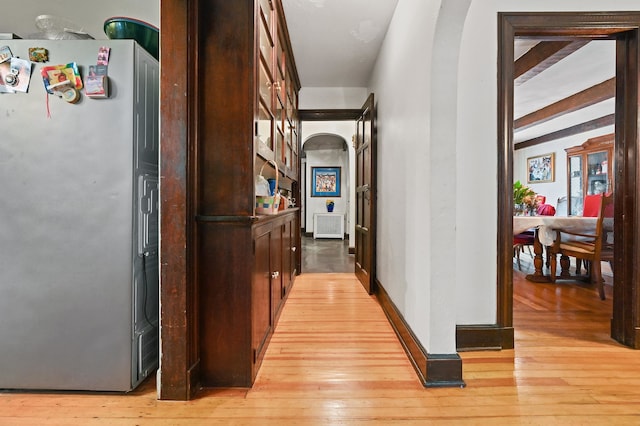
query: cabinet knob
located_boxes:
[271,271,280,279]
[291,246,297,252]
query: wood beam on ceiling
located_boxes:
[515,40,591,85]
[515,77,616,131]
[514,113,615,150]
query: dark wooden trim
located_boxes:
[497,13,515,339]
[187,359,201,395]
[195,215,258,224]
[376,279,465,388]
[515,40,589,84]
[299,109,362,121]
[612,30,640,349]
[159,0,200,401]
[348,246,355,255]
[515,114,615,150]
[565,133,614,155]
[515,78,615,132]
[425,354,464,388]
[456,325,514,351]
[499,12,640,352]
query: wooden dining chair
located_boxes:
[548,193,613,300]
[576,193,602,274]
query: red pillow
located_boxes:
[537,204,556,216]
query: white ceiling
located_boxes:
[281,0,399,87]
[513,39,615,144]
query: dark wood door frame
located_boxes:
[354,94,377,294]
[496,12,640,349]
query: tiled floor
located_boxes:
[301,235,354,274]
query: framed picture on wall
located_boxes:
[527,153,555,183]
[311,167,341,197]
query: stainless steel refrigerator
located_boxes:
[0,39,159,391]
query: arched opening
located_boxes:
[300,133,354,273]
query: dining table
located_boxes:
[513,215,598,282]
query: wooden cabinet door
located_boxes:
[282,219,292,296]
[270,223,284,315]
[252,227,272,365]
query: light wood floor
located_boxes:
[2,270,640,424]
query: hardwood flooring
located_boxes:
[2,258,639,424]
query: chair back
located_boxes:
[556,196,567,216]
[595,193,614,252]
[583,194,602,217]
[536,203,556,216]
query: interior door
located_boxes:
[355,93,376,294]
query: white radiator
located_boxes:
[314,213,344,239]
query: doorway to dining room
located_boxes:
[498,12,640,349]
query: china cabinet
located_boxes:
[197,0,301,387]
[565,134,613,216]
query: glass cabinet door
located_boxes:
[568,150,609,216]
[568,155,583,216]
[586,151,609,195]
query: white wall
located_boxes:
[368,0,451,353]
[299,87,368,109]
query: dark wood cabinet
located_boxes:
[565,134,614,216]
[196,0,301,388]
[253,223,273,368]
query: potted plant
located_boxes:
[513,180,537,215]
[326,199,335,212]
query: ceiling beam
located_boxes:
[514,114,615,150]
[515,40,590,85]
[515,77,616,131]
